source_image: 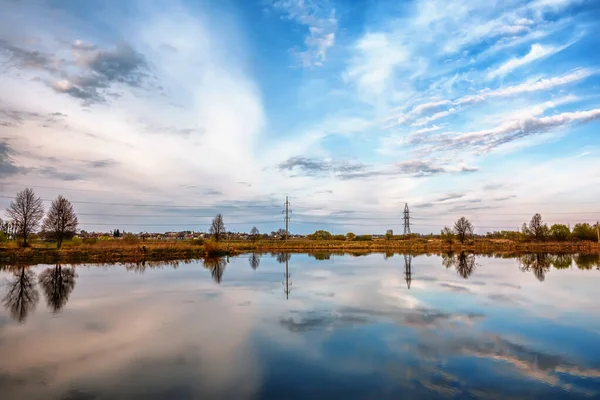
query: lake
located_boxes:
[1,253,599,399]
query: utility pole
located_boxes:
[403,203,411,240]
[282,196,292,240]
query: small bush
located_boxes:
[83,237,97,245]
[354,235,372,241]
[192,238,204,246]
[122,234,140,245]
[203,239,226,256]
[332,234,346,241]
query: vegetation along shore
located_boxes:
[1,188,599,264]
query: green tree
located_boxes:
[440,226,454,243]
[346,232,356,241]
[572,223,596,241]
[385,229,394,240]
[549,224,570,242]
[527,213,548,241]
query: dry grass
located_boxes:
[0,237,598,264]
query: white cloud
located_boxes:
[412,108,457,126]
[487,44,562,79]
[344,33,409,97]
[433,108,600,153]
[272,0,337,67]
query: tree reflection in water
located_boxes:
[249,253,260,270]
[519,253,552,282]
[204,257,228,284]
[38,264,77,312]
[442,252,476,279]
[275,253,291,264]
[2,266,39,323]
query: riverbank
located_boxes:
[1,238,598,264]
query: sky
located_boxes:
[1,0,599,235]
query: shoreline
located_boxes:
[1,239,598,265]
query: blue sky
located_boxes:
[1,0,599,234]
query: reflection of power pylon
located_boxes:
[283,258,292,299]
[404,254,412,289]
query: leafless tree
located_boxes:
[453,216,474,244]
[249,253,260,270]
[38,264,77,312]
[6,188,44,247]
[2,266,39,323]
[250,226,260,241]
[210,213,225,242]
[42,195,78,248]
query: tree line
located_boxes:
[2,189,598,245]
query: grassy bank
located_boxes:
[1,238,598,264]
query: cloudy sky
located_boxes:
[1,0,599,234]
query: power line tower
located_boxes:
[403,203,411,239]
[282,196,292,240]
[283,257,292,299]
[404,254,412,289]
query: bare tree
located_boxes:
[42,195,78,248]
[528,213,547,241]
[250,226,259,241]
[38,264,77,312]
[453,216,473,244]
[2,266,39,323]
[210,213,225,241]
[6,188,44,247]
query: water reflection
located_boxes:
[38,264,77,313]
[519,253,553,282]
[2,266,39,323]
[249,253,260,270]
[0,253,599,399]
[404,254,412,289]
[203,257,228,284]
[283,257,292,299]
[442,251,476,279]
[275,252,291,263]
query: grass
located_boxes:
[0,237,598,264]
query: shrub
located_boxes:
[332,234,345,241]
[346,232,356,241]
[308,230,332,240]
[192,238,204,246]
[203,239,226,256]
[354,235,372,241]
[122,234,140,245]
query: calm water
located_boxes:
[1,253,600,399]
